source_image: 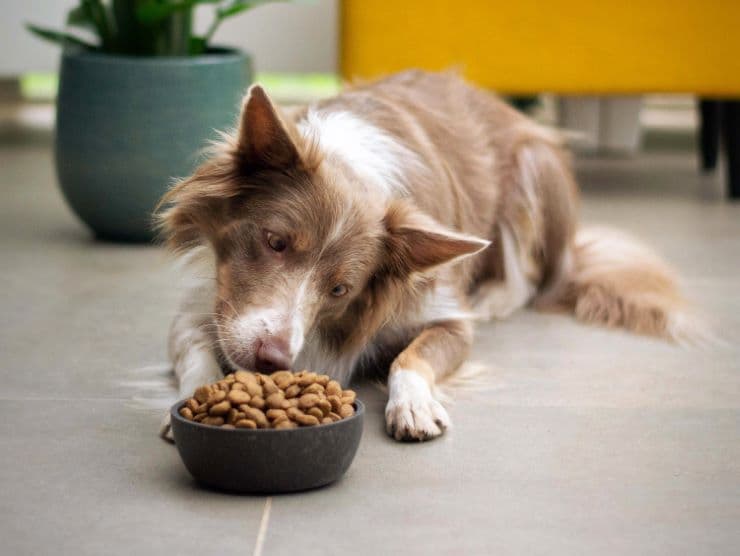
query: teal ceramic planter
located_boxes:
[55,48,251,242]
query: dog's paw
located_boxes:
[385,370,451,441]
[159,413,174,443]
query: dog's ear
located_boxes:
[383,201,490,273]
[237,84,300,171]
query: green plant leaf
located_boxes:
[67,4,94,28]
[189,36,207,55]
[216,1,256,19]
[217,0,285,19]
[78,0,115,50]
[136,0,220,25]
[25,23,97,49]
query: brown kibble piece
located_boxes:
[339,404,354,418]
[262,379,279,396]
[209,400,231,416]
[325,380,342,396]
[316,374,330,386]
[270,370,293,383]
[179,407,193,420]
[317,399,332,415]
[221,424,236,430]
[266,409,287,421]
[284,384,301,398]
[329,412,341,422]
[249,396,266,409]
[341,390,356,404]
[286,407,303,420]
[185,398,199,412]
[275,376,294,390]
[231,382,246,391]
[207,390,226,405]
[295,413,320,426]
[246,382,263,397]
[202,416,224,426]
[194,385,211,404]
[227,408,239,425]
[243,407,269,428]
[274,420,296,430]
[227,389,251,405]
[298,393,319,409]
[307,407,324,420]
[265,392,286,409]
[235,419,257,429]
[322,416,334,424]
[235,370,255,384]
[194,403,208,415]
[328,395,342,412]
[216,380,230,392]
[297,372,317,386]
[302,383,324,395]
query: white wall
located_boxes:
[0,0,338,76]
[198,0,337,74]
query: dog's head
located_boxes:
[158,86,488,372]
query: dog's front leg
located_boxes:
[159,313,225,442]
[385,319,472,441]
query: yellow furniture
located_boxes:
[340,0,740,95]
[340,0,740,198]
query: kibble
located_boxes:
[227,389,250,405]
[298,393,319,409]
[265,392,287,409]
[307,407,324,420]
[284,384,301,398]
[235,419,257,429]
[178,371,357,430]
[248,396,266,410]
[325,380,342,396]
[208,400,231,416]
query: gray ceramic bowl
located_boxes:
[170,400,364,493]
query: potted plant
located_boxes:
[28,1,277,242]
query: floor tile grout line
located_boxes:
[252,497,272,556]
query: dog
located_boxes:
[157,70,694,442]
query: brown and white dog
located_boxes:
[158,70,694,441]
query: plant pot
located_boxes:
[55,48,251,242]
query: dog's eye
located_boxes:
[266,232,287,252]
[330,284,348,297]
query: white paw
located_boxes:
[385,370,451,441]
[159,413,174,443]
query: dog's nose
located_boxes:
[254,338,292,372]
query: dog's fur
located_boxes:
[158,70,694,441]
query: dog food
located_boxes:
[178,370,356,430]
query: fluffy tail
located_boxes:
[538,227,706,343]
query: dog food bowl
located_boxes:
[170,399,364,493]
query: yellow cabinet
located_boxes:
[340,1,740,95]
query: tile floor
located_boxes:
[1,126,738,555]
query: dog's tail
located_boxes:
[537,226,708,344]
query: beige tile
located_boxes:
[0,400,265,555]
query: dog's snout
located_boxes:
[254,337,292,372]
